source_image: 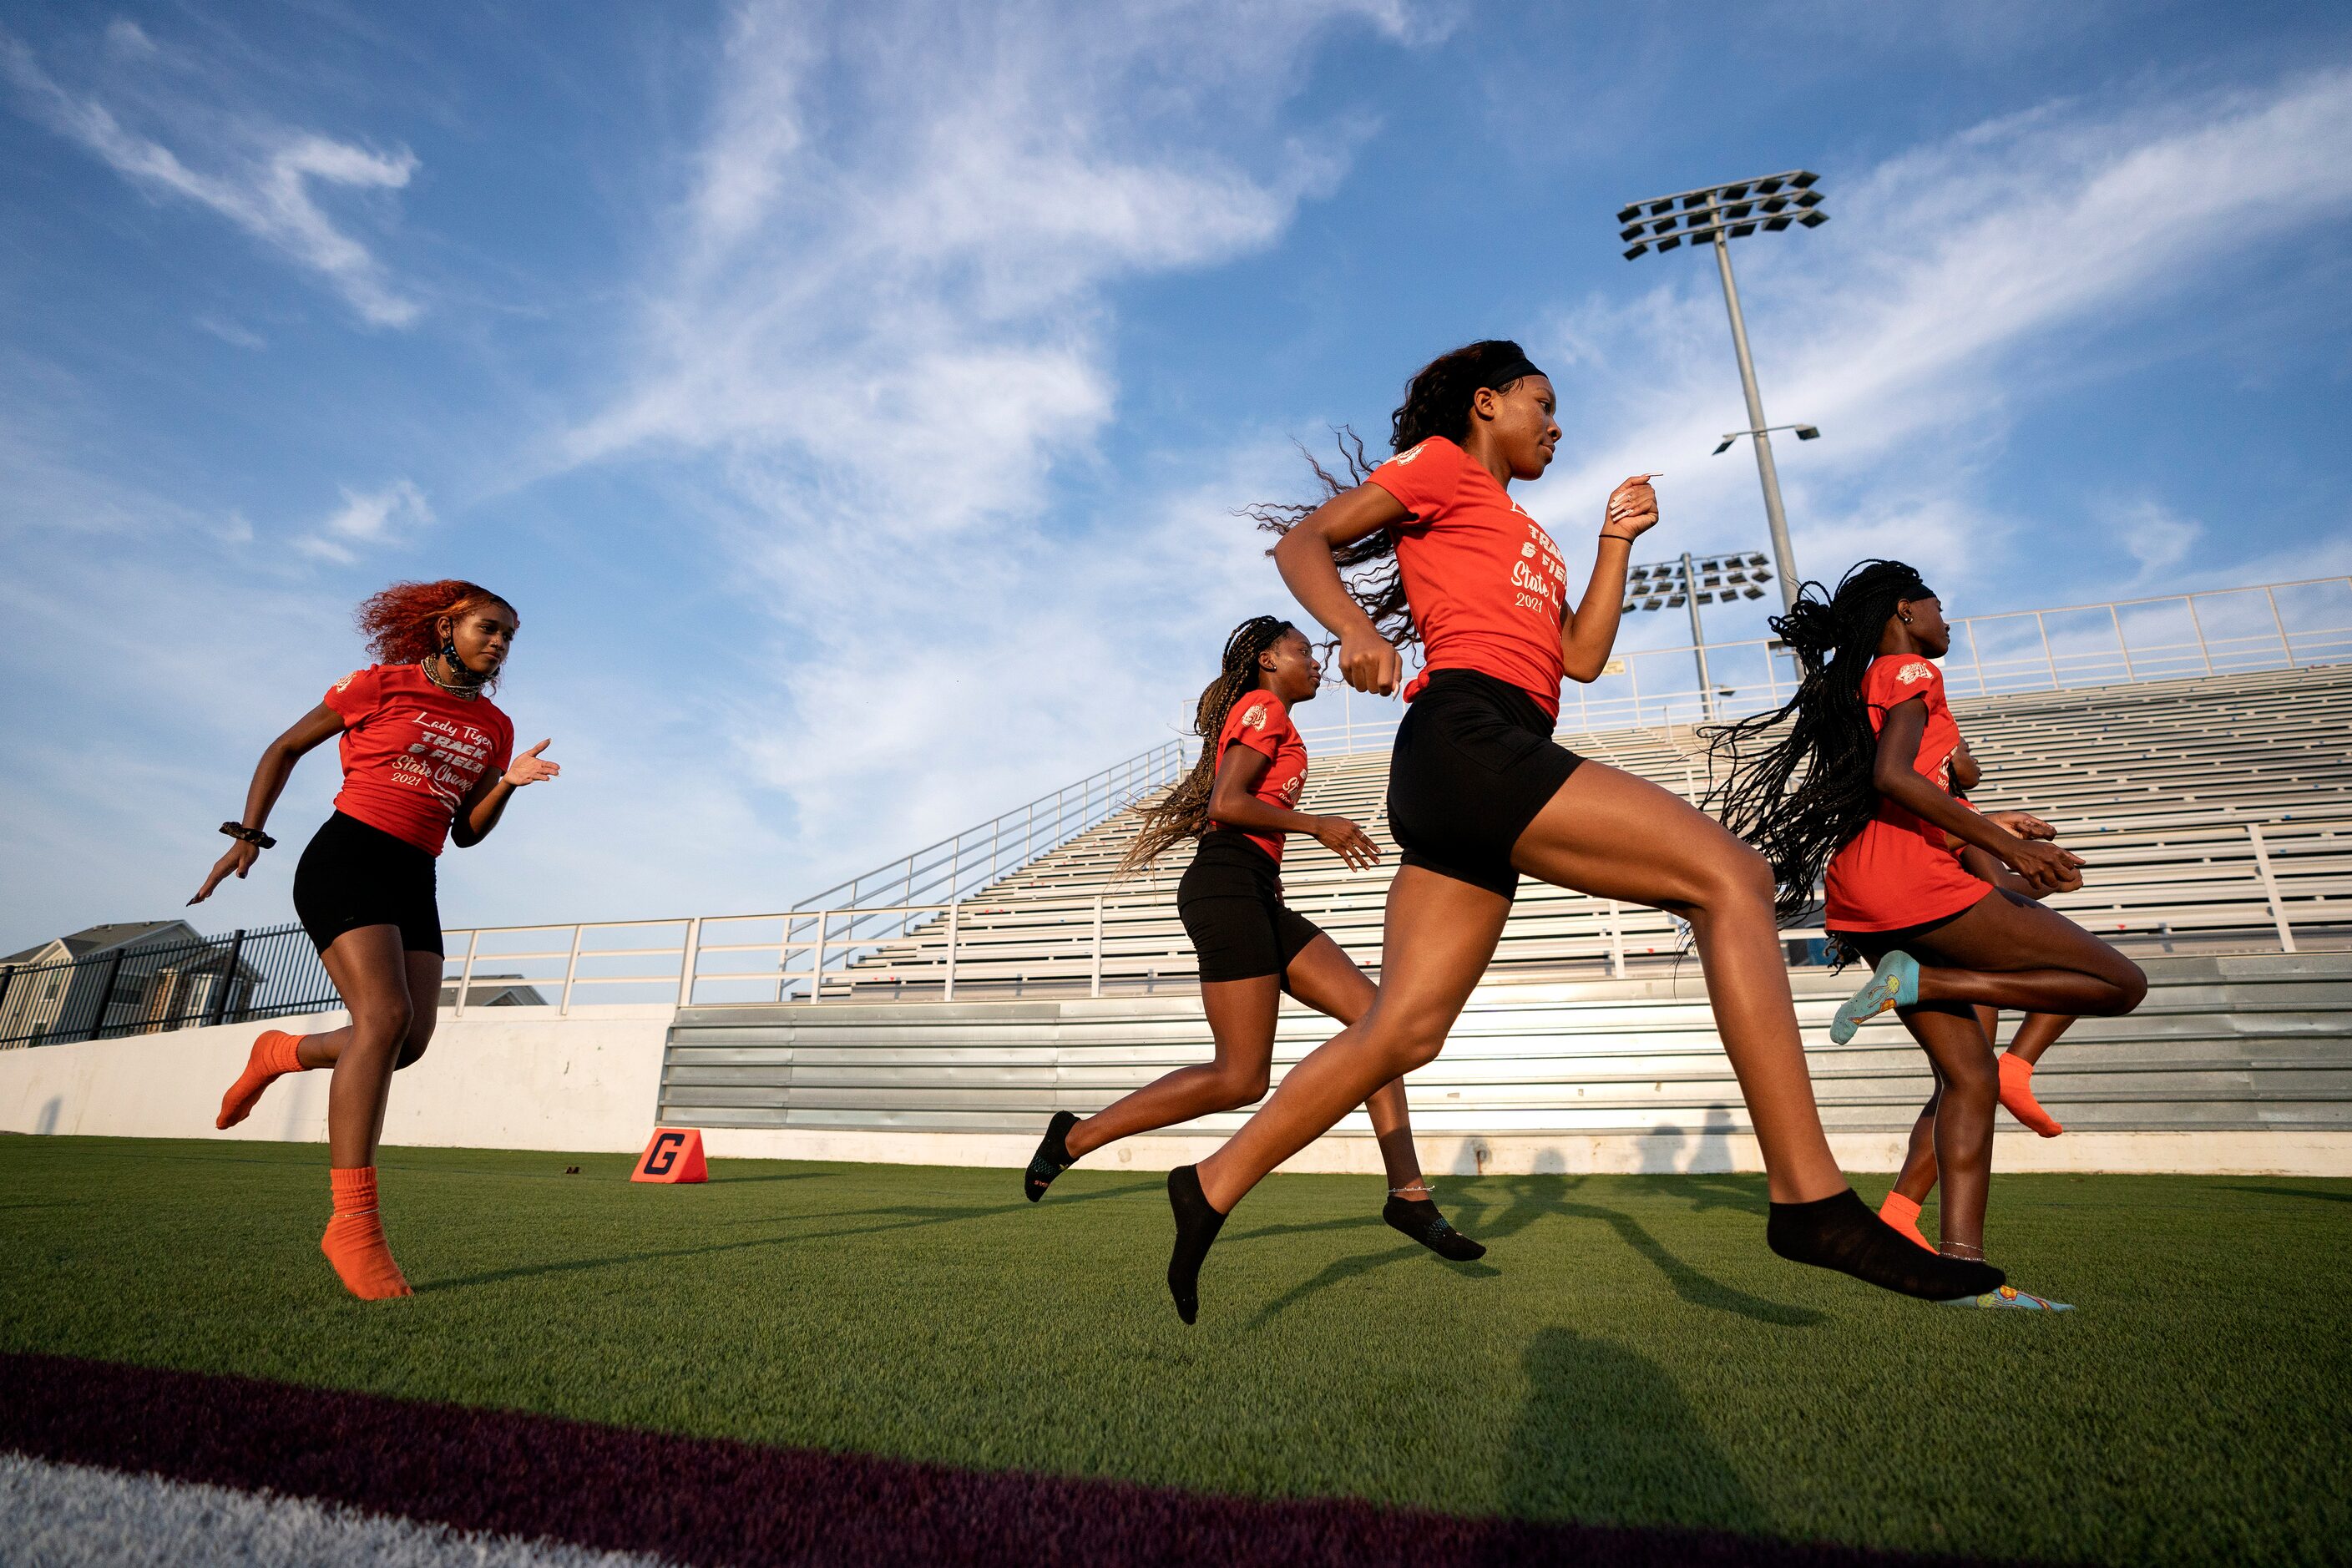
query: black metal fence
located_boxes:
[0,924,340,1050]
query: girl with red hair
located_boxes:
[191,579,561,1300]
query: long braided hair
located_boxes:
[1116,615,1299,878]
[1243,339,1543,653]
[1702,559,1938,923]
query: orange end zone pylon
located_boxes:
[630,1127,708,1184]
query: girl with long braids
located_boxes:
[1158,340,2006,1323]
[1706,559,2142,1297]
[1024,616,1484,1262]
[190,580,559,1299]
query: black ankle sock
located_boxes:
[1166,1165,1227,1324]
[1023,1111,1079,1202]
[1383,1196,1486,1262]
[1768,1188,2004,1301]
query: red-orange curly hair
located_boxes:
[353,579,518,689]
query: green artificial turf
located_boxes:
[2,1136,2346,1565]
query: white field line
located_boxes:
[0,1452,675,1568]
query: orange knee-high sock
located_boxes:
[216,1030,308,1130]
[1999,1053,2064,1137]
[1878,1191,1937,1253]
[321,1167,411,1300]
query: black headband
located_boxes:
[1477,356,1545,392]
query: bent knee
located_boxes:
[396,1034,431,1070]
[2108,959,2148,1013]
[358,998,415,1044]
[1208,1069,1272,1108]
[1940,1053,1998,1102]
[1690,842,1777,914]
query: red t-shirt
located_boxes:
[1207,690,1308,863]
[322,665,515,857]
[1366,435,1570,718]
[1823,655,1985,932]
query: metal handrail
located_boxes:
[787,740,1186,918]
[425,811,2344,1008]
[1297,574,2352,755]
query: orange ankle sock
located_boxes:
[321,1167,411,1300]
[1999,1054,2064,1137]
[1878,1191,1937,1252]
[216,1030,307,1130]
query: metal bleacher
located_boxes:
[654,663,2352,1154]
[820,664,2352,1001]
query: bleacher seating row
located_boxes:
[803,665,2352,1000]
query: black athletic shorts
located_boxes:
[1177,831,1323,985]
[292,811,444,956]
[1387,668,1585,900]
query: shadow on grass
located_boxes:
[1245,1243,1499,1328]
[1271,1175,1820,1328]
[423,1180,1165,1292]
[2223,1184,2352,1207]
[1505,1327,1768,1534]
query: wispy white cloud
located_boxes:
[564,0,1421,870]
[192,313,265,350]
[1524,68,2352,618]
[296,478,432,562]
[1,29,422,326]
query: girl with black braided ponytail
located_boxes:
[1707,560,2145,1297]
[1160,341,2008,1323]
[1023,615,1483,1265]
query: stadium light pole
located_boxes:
[1618,169,1826,611]
[1621,549,1775,721]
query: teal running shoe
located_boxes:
[1940,1284,2074,1312]
[1829,949,1920,1044]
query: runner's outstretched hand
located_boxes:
[2005,835,2084,895]
[504,740,560,787]
[1312,816,1383,872]
[189,840,260,905]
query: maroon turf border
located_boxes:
[0,1351,2011,1567]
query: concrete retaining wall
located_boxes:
[0,1005,671,1153]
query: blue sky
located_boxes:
[3,0,2349,953]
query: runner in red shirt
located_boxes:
[1160,339,2006,1323]
[190,579,561,1300]
[1024,616,1483,1262]
[1708,559,2144,1302]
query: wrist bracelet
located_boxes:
[220,822,276,850]
[1598,531,1636,544]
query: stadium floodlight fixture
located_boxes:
[1618,169,1827,610]
[1712,422,1821,457]
[1619,549,1775,720]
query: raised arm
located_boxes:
[1271,483,1412,695]
[190,703,346,903]
[1560,475,1657,683]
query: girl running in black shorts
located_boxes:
[1707,560,2143,1302]
[1159,340,2006,1322]
[1023,616,1482,1262]
[191,579,559,1299]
